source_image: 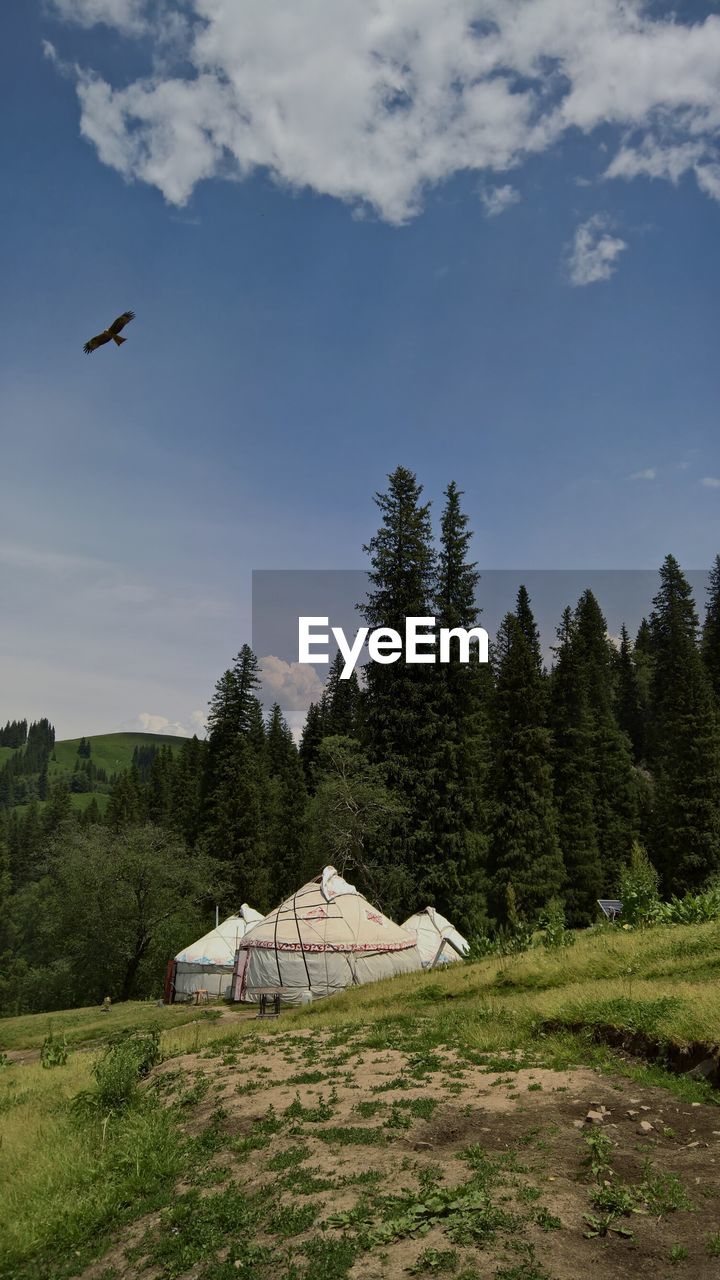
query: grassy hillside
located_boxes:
[1,920,719,1280]
[4,731,189,814]
[49,732,188,779]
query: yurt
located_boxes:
[232,867,422,1004]
[165,905,264,1002]
[402,907,470,968]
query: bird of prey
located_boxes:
[83,310,135,354]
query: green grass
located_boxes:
[49,733,187,779]
[0,1001,222,1053]
[6,732,188,816]
[1,916,718,1280]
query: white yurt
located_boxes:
[402,906,470,967]
[232,867,422,1004]
[167,905,264,1002]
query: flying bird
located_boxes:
[83,310,135,355]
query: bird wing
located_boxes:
[108,310,135,335]
[83,332,112,354]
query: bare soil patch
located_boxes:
[80,1028,720,1280]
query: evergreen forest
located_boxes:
[1,466,719,1015]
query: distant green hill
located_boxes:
[50,732,188,778]
[5,732,189,815]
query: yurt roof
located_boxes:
[402,906,470,957]
[176,905,264,966]
[238,867,415,955]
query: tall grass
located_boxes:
[0,1046,185,1279]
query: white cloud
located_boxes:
[259,655,324,713]
[629,467,657,481]
[119,710,207,737]
[480,184,520,217]
[48,1,720,223]
[51,0,149,35]
[566,214,627,286]
[700,476,720,488]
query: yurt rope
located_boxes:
[292,884,313,990]
[273,899,283,987]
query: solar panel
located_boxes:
[597,899,622,920]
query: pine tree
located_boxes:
[200,645,271,907]
[633,617,654,758]
[361,466,438,912]
[615,624,645,761]
[265,704,307,899]
[648,555,720,892]
[105,768,143,831]
[171,736,206,846]
[515,584,543,668]
[82,797,102,827]
[0,828,10,931]
[299,701,326,791]
[324,651,362,739]
[41,779,73,840]
[702,555,720,704]
[487,597,564,923]
[549,607,602,924]
[573,590,639,893]
[9,802,41,888]
[429,481,489,932]
[146,746,175,827]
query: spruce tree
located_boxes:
[702,555,720,704]
[549,607,602,924]
[171,736,206,847]
[429,481,489,932]
[299,700,326,792]
[633,617,654,757]
[82,797,102,827]
[615,624,645,762]
[515,584,542,668]
[265,704,307,899]
[0,828,10,934]
[324,651,362,739]
[487,596,564,923]
[105,768,143,831]
[648,555,720,892]
[146,746,175,827]
[200,645,271,907]
[361,466,437,911]
[573,590,639,893]
[8,802,40,889]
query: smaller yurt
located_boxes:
[402,907,470,968]
[166,905,264,1002]
[233,867,422,1004]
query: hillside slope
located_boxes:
[2,731,189,814]
[1,921,719,1280]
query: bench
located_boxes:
[255,988,283,1018]
[193,988,211,1005]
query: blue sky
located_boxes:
[1,1,719,738]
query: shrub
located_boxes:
[655,886,720,925]
[618,842,660,925]
[538,898,574,951]
[73,1026,163,1116]
[40,1031,69,1069]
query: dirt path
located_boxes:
[78,1027,720,1280]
